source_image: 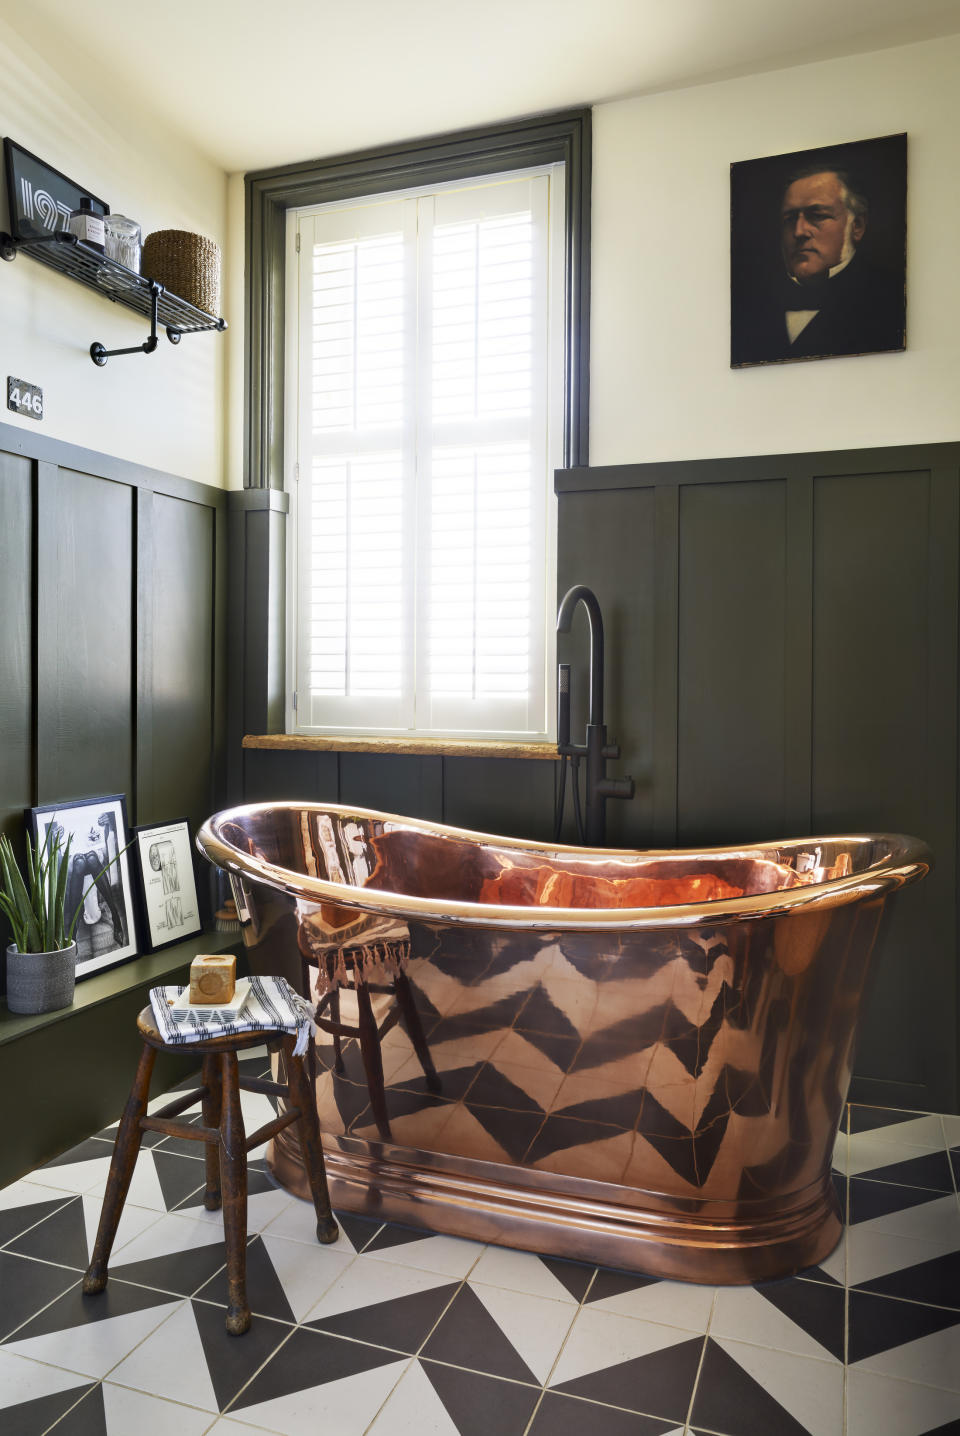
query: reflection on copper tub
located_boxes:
[196,804,931,1284]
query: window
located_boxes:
[287,168,565,738]
[243,111,590,741]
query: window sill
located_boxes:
[242,734,559,761]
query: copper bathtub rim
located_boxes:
[196,800,932,934]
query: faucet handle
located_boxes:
[602,742,620,759]
[598,775,635,800]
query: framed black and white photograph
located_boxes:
[28,794,138,980]
[731,133,907,368]
[132,819,202,952]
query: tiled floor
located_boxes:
[2,1054,960,1434]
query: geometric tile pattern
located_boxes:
[2,1081,960,1434]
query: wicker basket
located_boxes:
[142,229,221,316]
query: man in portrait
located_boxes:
[731,136,906,367]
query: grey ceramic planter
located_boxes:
[5,941,77,1014]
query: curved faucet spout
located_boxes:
[557,584,604,728]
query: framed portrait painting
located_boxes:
[731,133,907,368]
[132,819,202,952]
[28,794,138,979]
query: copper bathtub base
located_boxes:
[269,1136,842,1286]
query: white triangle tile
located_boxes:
[229,1357,409,1435]
[846,1365,960,1436]
[260,1198,367,1253]
[0,1347,90,1408]
[548,1306,700,1388]
[941,1113,960,1146]
[589,1277,715,1331]
[102,1381,215,1435]
[366,1357,462,1434]
[854,1192,960,1244]
[82,1194,161,1261]
[109,1208,228,1270]
[108,1301,220,1410]
[0,1177,74,1215]
[27,1152,117,1197]
[4,1296,182,1379]
[208,1422,284,1435]
[815,1230,846,1285]
[176,1186,295,1233]
[366,1233,484,1279]
[852,1114,946,1150]
[70,1148,169,1212]
[840,1130,945,1177]
[259,1235,355,1323]
[713,1336,844,1436]
[467,1246,581,1303]
[851,1323,960,1391]
[711,1285,841,1363]
[468,1284,577,1383]
[847,1224,960,1287]
[305,1254,453,1324]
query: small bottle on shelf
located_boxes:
[67,197,105,253]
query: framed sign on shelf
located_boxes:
[28,794,138,980]
[132,819,203,952]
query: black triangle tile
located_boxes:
[151,1149,209,1212]
[5,1271,173,1342]
[390,1064,480,1101]
[465,1063,546,1113]
[587,1266,660,1304]
[553,1335,702,1422]
[848,1105,926,1135]
[177,1164,275,1212]
[94,1123,164,1149]
[466,1104,545,1163]
[110,1235,230,1298]
[950,1147,960,1185]
[421,1283,539,1383]
[573,1009,669,1072]
[923,1421,960,1435]
[42,1138,116,1170]
[856,1249,960,1311]
[756,1275,845,1361]
[420,1360,540,1435]
[525,1115,622,1163]
[516,1029,580,1072]
[848,1288,960,1362]
[364,1221,436,1254]
[330,1209,382,1253]
[191,1295,293,1411]
[0,1251,80,1341]
[306,1280,459,1352]
[7,1195,89,1269]
[857,1149,954,1192]
[849,1176,946,1225]
[554,1087,646,1131]
[0,1382,96,1436]
[229,1322,401,1410]
[194,1235,295,1323]
[538,1255,596,1302]
[39,1383,106,1434]
[529,1389,681,1435]
[0,1191,74,1250]
[690,1337,811,1436]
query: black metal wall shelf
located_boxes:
[0,230,227,365]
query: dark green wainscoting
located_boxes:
[0,420,229,1174]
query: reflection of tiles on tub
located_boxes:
[515,981,589,1039]
[528,1128,637,1184]
[473,1057,567,1113]
[493,1028,581,1074]
[426,992,532,1041]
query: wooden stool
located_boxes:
[83,1006,339,1336]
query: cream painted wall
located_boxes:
[590,34,960,465]
[0,18,228,485]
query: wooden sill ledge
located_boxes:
[243,734,559,761]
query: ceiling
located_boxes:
[9,0,960,173]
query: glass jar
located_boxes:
[103,215,142,272]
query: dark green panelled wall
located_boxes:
[240,442,960,1115]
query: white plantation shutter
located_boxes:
[290,169,562,737]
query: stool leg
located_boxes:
[219,1051,250,1336]
[286,1045,340,1245]
[83,1042,156,1294]
[394,972,441,1094]
[356,981,391,1141]
[201,1054,222,1210]
[329,987,345,1075]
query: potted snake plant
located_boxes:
[0,828,94,1014]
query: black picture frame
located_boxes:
[27,794,138,980]
[131,819,203,952]
[730,133,907,368]
[4,138,110,243]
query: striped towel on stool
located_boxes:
[149,975,317,1056]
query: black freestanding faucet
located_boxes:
[556,584,634,845]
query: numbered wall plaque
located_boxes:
[7,376,43,420]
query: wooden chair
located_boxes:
[83,1006,339,1336]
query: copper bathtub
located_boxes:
[196,804,930,1284]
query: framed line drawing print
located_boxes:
[133,819,202,951]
